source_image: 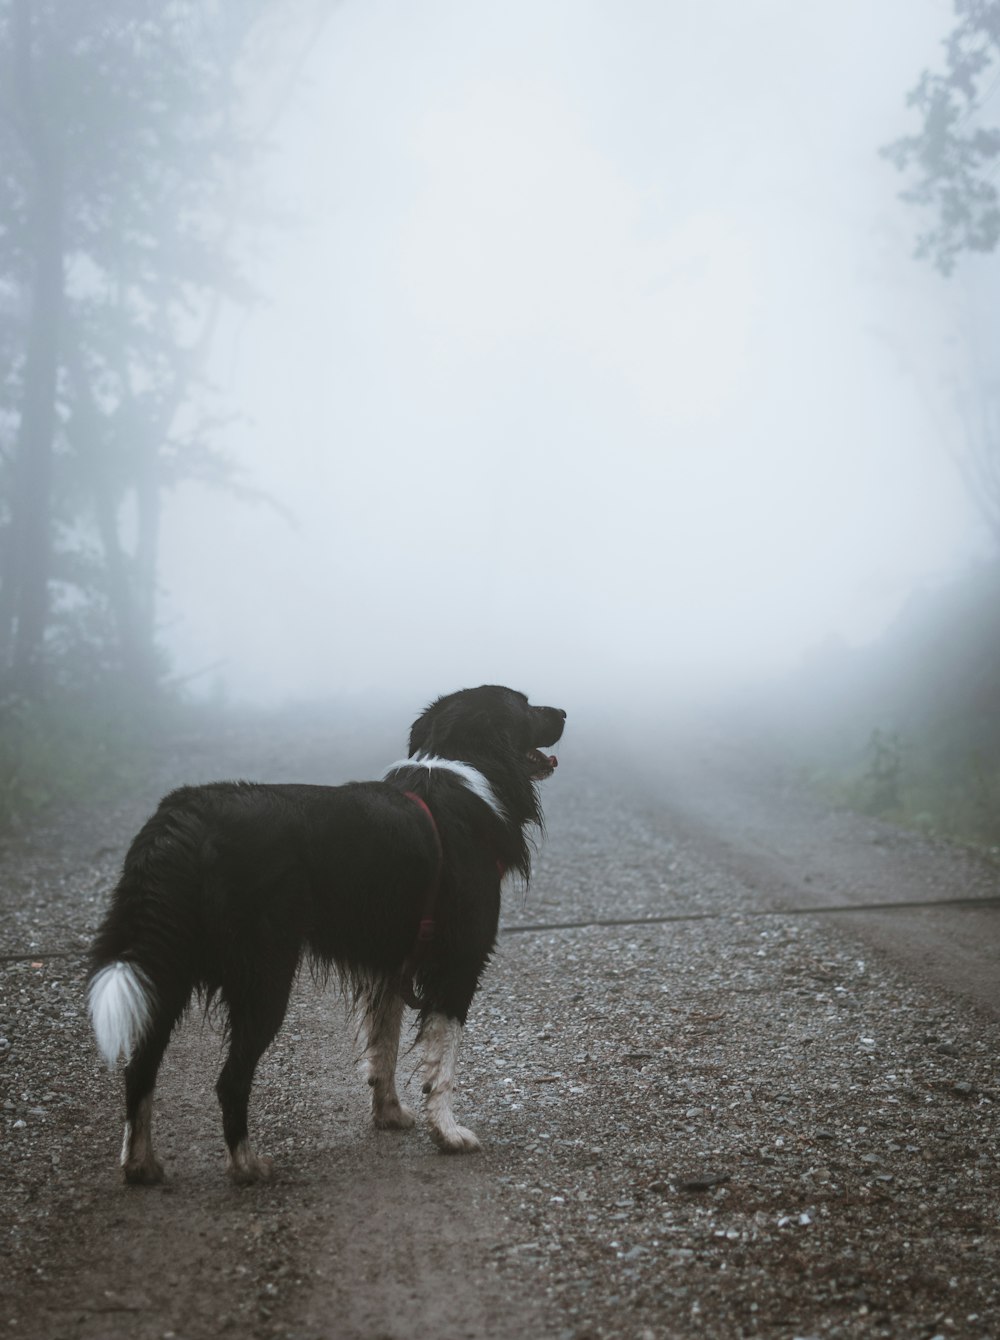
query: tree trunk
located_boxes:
[133,431,161,679]
[6,0,64,698]
[63,334,160,693]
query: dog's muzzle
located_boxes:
[528,706,566,778]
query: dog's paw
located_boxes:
[227,1141,274,1185]
[123,1155,165,1186]
[229,1157,273,1186]
[373,1099,416,1130]
[431,1122,481,1154]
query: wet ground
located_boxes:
[1,707,998,1338]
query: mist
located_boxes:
[133,2,991,706]
[6,10,1000,1311]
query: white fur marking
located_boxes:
[121,1094,164,1183]
[421,1012,480,1153]
[228,1138,273,1183]
[383,755,505,821]
[364,989,415,1129]
[88,961,153,1068]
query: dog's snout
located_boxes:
[539,705,566,743]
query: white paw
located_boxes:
[227,1141,274,1185]
[431,1122,481,1154]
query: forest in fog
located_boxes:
[2,0,1000,840]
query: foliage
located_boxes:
[0,688,163,828]
[784,562,1000,848]
[882,0,1000,274]
[851,728,904,817]
[0,0,275,697]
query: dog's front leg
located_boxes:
[364,986,415,1129]
[420,1012,480,1152]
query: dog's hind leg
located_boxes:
[420,1011,480,1153]
[216,962,295,1184]
[122,1000,185,1185]
[362,984,415,1130]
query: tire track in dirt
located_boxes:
[615,727,1000,1018]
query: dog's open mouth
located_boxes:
[528,748,558,779]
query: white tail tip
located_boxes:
[88,962,153,1068]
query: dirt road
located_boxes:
[2,710,998,1338]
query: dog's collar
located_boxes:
[382,755,505,822]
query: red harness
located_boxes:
[396,791,506,1009]
[396,793,443,1010]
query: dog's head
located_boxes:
[407,685,565,881]
[409,685,566,783]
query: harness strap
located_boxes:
[396,792,444,1009]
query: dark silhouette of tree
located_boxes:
[882,0,1000,276]
[0,0,303,699]
[882,2,1000,551]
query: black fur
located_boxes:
[88,685,565,1181]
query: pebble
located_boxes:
[676,1172,730,1192]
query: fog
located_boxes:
[158,0,983,709]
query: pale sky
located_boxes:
[159,0,985,706]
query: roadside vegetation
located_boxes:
[0,690,163,828]
[786,560,1000,850]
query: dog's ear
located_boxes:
[409,698,502,759]
[409,696,446,756]
[408,714,431,756]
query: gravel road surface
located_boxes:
[1,708,998,1339]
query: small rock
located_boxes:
[676,1172,730,1192]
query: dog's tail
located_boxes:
[88,960,155,1069]
[87,789,205,1068]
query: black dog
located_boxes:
[88,685,565,1183]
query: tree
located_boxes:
[881,2,1000,551]
[0,0,278,698]
[882,0,1000,275]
